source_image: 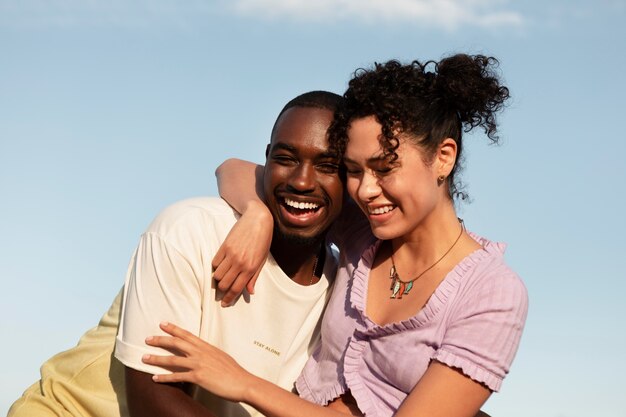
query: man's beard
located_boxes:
[273,226,321,248]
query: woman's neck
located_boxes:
[390,203,470,272]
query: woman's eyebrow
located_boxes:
[343,154,387,165]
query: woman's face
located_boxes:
[343,116,445,241]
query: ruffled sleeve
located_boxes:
[432,238,529,391]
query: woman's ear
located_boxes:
[436,138,458,177]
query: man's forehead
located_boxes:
[267,138,335,158]
[269,108,333,148]
[273,105,332,131]
[267,141,298,153]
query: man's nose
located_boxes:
[287,163,315,192]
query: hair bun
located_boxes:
[435,54,509,141]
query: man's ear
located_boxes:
[436,138,458,177]
[265,143,271,159]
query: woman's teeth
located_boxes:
[369,205,394,215]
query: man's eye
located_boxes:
[317,163,339,173]
[272,155,296,165]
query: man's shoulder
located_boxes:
[145,197,237,237]
[156,196,235,218]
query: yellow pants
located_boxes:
[8,290,129,417]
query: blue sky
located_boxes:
[1,1,625,416]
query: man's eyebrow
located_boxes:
[271,143,337,160]
[270,143,297,153]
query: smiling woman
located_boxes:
[295,55,526,417]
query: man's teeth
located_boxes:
[285,198,320,210]
[369,205,394,215]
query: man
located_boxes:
[8,90,344,417]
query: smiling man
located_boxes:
[8,91,344,417]
[116,91,345,417]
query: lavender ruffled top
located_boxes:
[296,226,528,417]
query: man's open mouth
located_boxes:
[283,197,321,213]
[278,197,325,227]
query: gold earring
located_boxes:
[437,175,445,186]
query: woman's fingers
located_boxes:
[152,371,194,384]
[158,322,199,343]
[212,255,247,306]
[210,211,272,306]
[146,332,199,359]
[142,352,193,373]
[212,255,233,288]
[150,323,219,355]
[246,268,262,294]
[143,324,255,402]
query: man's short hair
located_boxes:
[270,91,343,139]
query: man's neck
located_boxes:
[270,235,325,286]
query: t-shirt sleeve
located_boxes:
[114,231,204,375]
[432,267,528,392]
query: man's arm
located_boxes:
[125,368,218,417]
[115,203,223,417]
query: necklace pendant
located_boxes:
[389,266,397,290]
[390,280,415,299]
[390,280,402,299]
[388,219,464,301]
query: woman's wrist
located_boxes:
[243,200,273,224]
[241,373,271,407]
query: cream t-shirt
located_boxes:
[115,197,336,417]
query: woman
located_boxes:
[142,54,528,417]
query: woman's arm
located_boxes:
[395,362,491,417]
[212,159,274,306]
[143,322,351,417]
[143,323,493,417]
[215,158,266,215]
[394,261,528,417]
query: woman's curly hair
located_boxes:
[329,54,510,200]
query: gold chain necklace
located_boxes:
[389,219,465,299]
[309,245,325,285]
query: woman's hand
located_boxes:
[143,322,257,402]
[212,200,273,306]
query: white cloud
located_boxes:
[0,0,524,31]
[228,0,524,30]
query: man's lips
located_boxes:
[277,196,325,227]
[284,197,320,211]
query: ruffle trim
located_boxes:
[295,371,347,406]
[349,232,506,335]
[343,336,378,416]
[433,348,503,392]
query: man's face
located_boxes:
[264,106,343,245]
